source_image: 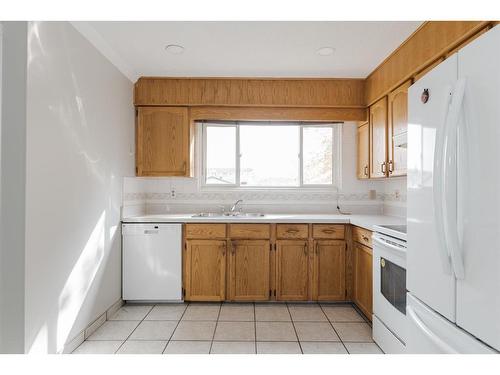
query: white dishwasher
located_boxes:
[122,223,182,301]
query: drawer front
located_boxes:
[276,224,309,239]
[229,224,270,239]
[352,226,372,248]
[312,224,345,239]
[185,224,226,239]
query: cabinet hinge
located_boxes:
[135,166,138,175]
[184,242,187,250]
[274,290,276,297]
[269,289,272,297]
[182,288,186,298]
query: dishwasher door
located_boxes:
[122,223,182,301]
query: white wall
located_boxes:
[24,22,135,353]
[0,21,28,354]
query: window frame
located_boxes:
[200,121,342,190]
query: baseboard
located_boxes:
[60,298,124,354]
[106,298,125,320]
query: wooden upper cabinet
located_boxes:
[387,81,410,177]
[353,242,373,319]
[136,107,192,177]
[357,122,370,179]
[228,240,270,301]
[276,240,309,301]
[314,240,346,301]
[369,96,388,178]
[184,239,226,301]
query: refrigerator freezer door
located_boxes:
[406,293,496,354]
[407,55,457,322]
[456,25,500,351]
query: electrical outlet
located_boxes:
[395,190,400,199]
[170,189,176,198]
[368,189,376,200]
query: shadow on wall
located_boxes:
[25,22,132,353]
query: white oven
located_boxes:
[372,225,407,354]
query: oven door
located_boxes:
[373,233,407,344]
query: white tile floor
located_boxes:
[72,302,383,354]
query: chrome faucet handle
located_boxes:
[230,199,243,212]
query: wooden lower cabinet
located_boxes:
[276,240,309,301]
[184,239,226,301]
[353,242,373,319]
[183,224,359,304]
[314,240,346,301]
[228,240,271,301]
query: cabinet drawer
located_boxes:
[312,224,345,239]
[229,224,270,239]
[276,224,309,239]
[352,226,372,248]
[185,224,226,239]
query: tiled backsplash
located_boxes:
[122,176,407,218]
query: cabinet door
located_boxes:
[388,81,410,177]
[357,122,370,179]
[314,240,346,301]
[276,240,309,301]
[353,242,373,319]
[228,240,271,301]
[185,240,226,301]
[369,96,388,178]
[136,107,190,176]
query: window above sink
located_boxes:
[200,121,342,190]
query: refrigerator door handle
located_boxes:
[407,303,458,354]
[432,87,453,275]
[443,78,467,280]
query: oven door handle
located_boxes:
[372,236,406,254]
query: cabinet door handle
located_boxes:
[315,242,319,255]
[231,240,237,254]
[381,162,387,174]
[303,242,308,255]
[322,229,336,234]
[388,160,394,174]
[183,161,187,172]
[364,165,368,176]
[362,235,369,242]
[286,228,299,233]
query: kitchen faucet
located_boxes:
[230,199,243,213]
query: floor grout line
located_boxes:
[319,303,351,354]
[162,302,190,354]
[286,302,303,354]
[113,304,155,354]
[253,302,257,354]
[208,302,222,354]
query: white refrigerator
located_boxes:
[407,25,500,354]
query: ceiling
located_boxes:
[74,21,422,82]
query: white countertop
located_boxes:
[122,213,406,232]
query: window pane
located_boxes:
[240,125,299,186]
[205,125,236,184]
[303,126,333,185]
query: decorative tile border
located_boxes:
[124,191,406,203]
